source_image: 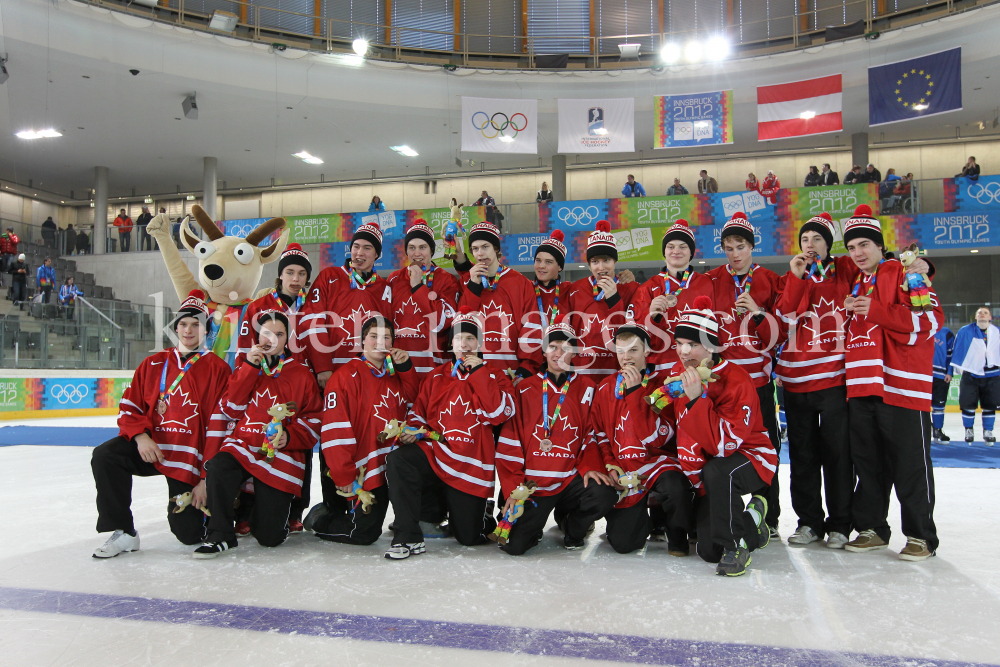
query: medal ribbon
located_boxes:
[728,263,757,302]
[159,349,203,405]
[534,280,559,328]
[849,258,885,299]
[482,265,508,291]
[272,288,308,314]
[451,360,470,379]
[349,268,378,290]
[421,265,435,293]
[260,353,285,377]
[663,268,693,297]
[807,258,835,282]
[591,275,619,301]
[541,374,573,439]
[362,353,395,377]
[615,369,649,399]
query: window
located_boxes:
[323,0,384,42]
[462,0,519,54]
[527,0,590,54]
[597,0,656,55]
[393,0,454,50]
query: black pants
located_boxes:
[848,396,938,551]
[785,385,853,538]
[604,473,688,554]
[11,280,25,304]
[386,443,496,546]
[313,484,390,545]
[139,226,152,251]
[695,452,767,563]
[291,450,313,521]
[647,470,696,545]
[91,436,206,544]
[41,286,52,304]
[756,382,781,527]
[959,373,999,428]
[119,231,131,252]
[205,452,294,547]
[501,476,617,555]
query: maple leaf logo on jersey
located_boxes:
[615,411,644,452]
[396,296,420,317]
[532,415,578,453]
[158,387,200,428]
[801,297,847,341]
[394,297,425,337]
[373,388,402,431]
[245,387,279,430]
[848,322,879,342]
[718,308,756,345]
[440,394,478,438]
[335,305,373,347]
[482,300,512,337]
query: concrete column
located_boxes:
[203,157,218,219]
[93,166,108,255]
[551,154,567,201]
[851,132,869,170]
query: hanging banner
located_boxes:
[557,98,635,153]
[944,175,1000,212]
[462,97,537,154]
[0,376,131,419]
[654,91,734,148]
[869,47,962,127]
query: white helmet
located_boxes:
[17,253,25,261]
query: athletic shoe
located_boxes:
[420,521,451,539]
[716,547,751,577]
[899,537,936,562]
[966,428,975,444]
[193,539,238,559]
[985,430,996,446]
[937,429,950,443]
[564,535,585,550]
[302,503,329,532]
[288,519,304,534]
[844,529,888,553]
[92,530,139,558]
[825,532,849,549]
[235,521,251,537]
[768,525,780,540]
[667,539,689,557]
[384,542,426,560]
[787,526,820,546]
[648,527,667,542]
[747,495,769,549]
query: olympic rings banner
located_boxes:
[557,98,635,154]
[944,176,1000,212]
[0,376,131,418]
[462,97,538,154]
[654,91,734,149]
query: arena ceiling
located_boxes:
[1,0,1000,201]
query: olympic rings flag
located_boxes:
[461,96,537,154]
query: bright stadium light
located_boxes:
[660,42,681,64]
[352,38,369,56]
[684,40,704,63]
[293,150,324,165]
[706,35,730,61]
[390,145,419,157]
[16,128,62,139]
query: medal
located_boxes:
[662,268,692,309]
[540,374,573,451]
[736,306,747,316]
[728,263,757,318]
[428,291,438,301]
[158,349,203,418]
[157,399,167,415]
[539,438,553,452]
[846,260,884,316]
[664,294,678,309]
[844,296,856,310]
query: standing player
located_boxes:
[386,220,461,377]
[454,222,542,382]
[307,316,420,544]
[91,290,231,557]
[951,307,999,445]
[931,325,955,444]
[532,230,578,330]
[568,221,639,381]
[384,307,515,559]
[840,207,941,561]
[495,317,617,554]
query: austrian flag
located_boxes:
[757,74,843,141]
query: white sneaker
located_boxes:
[825,532,849,549]
[787,526,819,546]
[384,542,426,560]
[93,530,139,558]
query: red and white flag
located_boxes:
[757,74,843,141]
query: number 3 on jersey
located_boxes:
[742,405,751,426]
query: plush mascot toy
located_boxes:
[146,205,288,367]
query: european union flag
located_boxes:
[868,47,962,126]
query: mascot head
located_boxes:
[181,205,289,305]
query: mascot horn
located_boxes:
[145,205,289,366]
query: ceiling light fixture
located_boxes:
[705,35,730,61]
[684,41,704,63]
[208,10,238,33]
[352,38,369,56]
[182,94,198,120]
[16,129,62,139]
[660,43,681,64]
[971,249,980,253]
[293,151,324,165]
[799,111,816,120]
[390,145,419,157]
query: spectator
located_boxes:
[41,216,57,249]
[820,163,839,186]
[37,257,56,304]
[474,190,502,230]
[136,206,153,251]
[64,224,78,256]
[0,226,18,285]
[76,227,91,255]
[958,156,980,181]
[697,169,719,194]
[113,208,133,252]
[172,216,183,249]
[879,169,901,208]
[859,163,881,184]
[536,181,554,203]
[804,166,821,187]
[886,173,914,213]
[621,174,645,198]
[746,173,760,191]
[759,170,781,203]
[368,196,385,213]
[8,253,28,306]
[666,178,689,195]
[843,164,863,184]
[59,277,83,320]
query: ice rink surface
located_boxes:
[1,413,999,667]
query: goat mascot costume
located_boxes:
[146,205,289,367]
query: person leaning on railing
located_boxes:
[59,276,84,320]
[957,156,980,181]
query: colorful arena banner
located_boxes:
[944,176,1000,212]
[654,91,734,149]
[885,212,999,249]
[285,213,354,245]
[0,376,131,420]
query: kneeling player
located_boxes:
[306,316,419,544]
[495,318,618,554]
[384,307,515,559]
[91,291,231,557]
[670,297,776,576]
[197,311,322,558]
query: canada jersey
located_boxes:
[237,289,305,368]
[533,279,578,330]
[568,278,640,380]
[630,269,714,371]
[458,268,543,376]
[387,266,460,376]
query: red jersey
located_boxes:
[532,279,579,329]
[587,370,680,508]
[567,277,640,380]
[630,268,715,371]
[297,265,394,375]
[320,356,421,490]
[671,359,777,494]
[205,357,323,496]
[386,265,462,377]
[406,361,515,498]
[117,348,232,486]
[237,289,307,367]
[496,372,600,498]
[706,264,785,387]
[458,266,543,377]
[844,259,942,411]
[773,256,859,393]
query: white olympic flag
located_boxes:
[557,98,635,153]
[461,97,537,154]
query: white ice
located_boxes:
[1,413,999,667]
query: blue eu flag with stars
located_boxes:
[868,47,961,126]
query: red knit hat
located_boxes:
[177,289,209,320]
[662,219,696,256]
[587,220,618,262]
[799,211,835,252]
[842,204,883,247]
[674,295,720,351]
[536,229,567,268]
[404,219,435,253]
[278,242,311,280]
[468,221,501,248]
[720,212,755,248]
[352,220,384,258]
[451,305,483,338]
[542,313,577,347]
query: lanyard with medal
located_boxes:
[615,368,649,399]
[844,259,884,313]
[663,268,692,309]
[157,350,203,415]
[481,265,508,291]
[728,263,757,315]
[362,353,396,377]
[807,255,835,282]
[591,275,618,301]
[535,279,559,327]
[260,352,285,377]
[539,374,573,452]
[272,288,307,314]
[421,265,439,301]
[349,268,378,290]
